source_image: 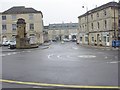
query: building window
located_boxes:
[29,24,34,30]
[107,36,109,42]
[2,25,7,30]
[103,36,106,42]
[97,13,99,17]
[29,14,34,20]
[12,15,16,20]
[91,14,93,20]
[85,37,88,42]
[80,37,82,41]
[97,22,100,29]
[92,37,94,42]
[91,23,93,29]
[104,20,107,28]
[12,24,17,30]
[2,16,6,20]
[103,9,107,16]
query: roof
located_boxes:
[49,23,78,30]
[2,6,43,17]
[78,2,119,18]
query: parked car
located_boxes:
[71,39,77,42]
[2,40,10,46]
[9,41,16,49]
[63,38,70,42]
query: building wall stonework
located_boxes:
[47,23,78,41]
[1,7,44,44]
[78,2,119,46]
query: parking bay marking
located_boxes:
[0,79,119,89]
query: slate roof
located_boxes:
[78,2,119,18]
[2,6,43,17]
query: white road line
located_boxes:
[48,54,53,59]
[72,47,78,50]
[78,55,96,58]
[7,53,11,55]
[107,61,120,64]
[105,56,108,59]
[57,55,60,58]
[12,52,17,54]
[1,50,32,57]
[26,51,31,52]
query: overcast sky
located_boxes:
[0,0,119,25]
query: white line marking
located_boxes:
[7,53,11,55]
[105,56,108,59]
[12,52,17,54]
[107,61,120,64]
[57,55,60,58]
[78,55,96,58]
[72,47,78,50]
[48,54,53,59]
[26,51,31,52]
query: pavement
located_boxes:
[78,44,120,50]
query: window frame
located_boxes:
[2,16,6,20]
[2,24,7,30]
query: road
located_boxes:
[1,42,119,89]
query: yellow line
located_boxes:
[0,79,119,89]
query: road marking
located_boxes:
[1,50,32,57]
[48,54,53,59]
[78,55,96,58]
[105,56,108,59]
[57,55,60,58]
[72,47,78,50]
[107,61,120,64]
[0,79,119,89]
[26,51,31,52]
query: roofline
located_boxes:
[78,1,118,18]
[2,6,43,18]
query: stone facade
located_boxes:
[47,23,78,41]
[77,2,119,46]
[1,6,44,44]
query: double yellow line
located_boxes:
[0,79,119,89]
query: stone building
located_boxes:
[47,23,78,41]
[0,6,44,44]
[77,2,119,46]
